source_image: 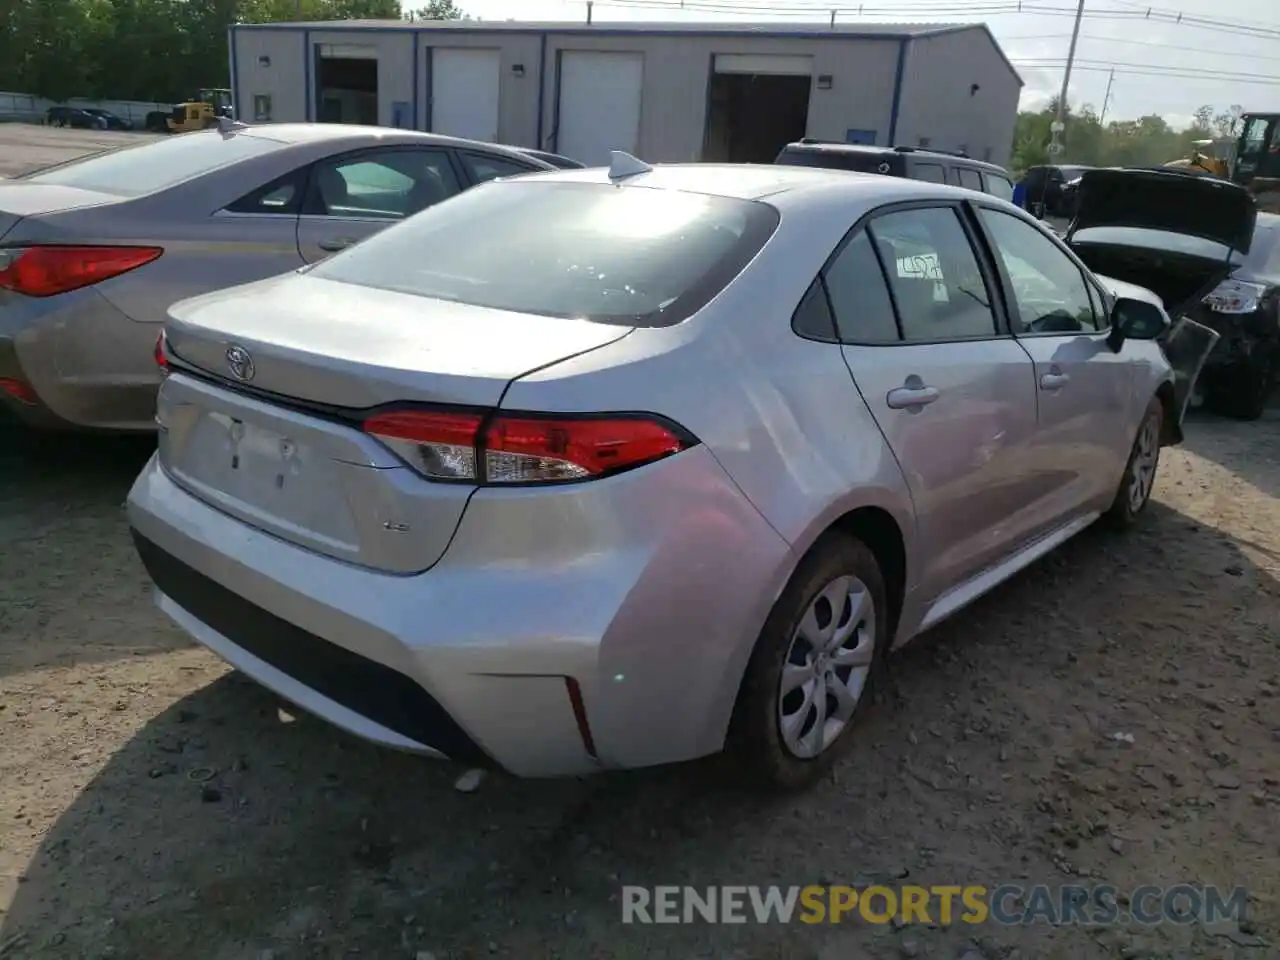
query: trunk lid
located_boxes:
[0,183,124,241]
[159,272,633,573]
[1068,168,1257,252]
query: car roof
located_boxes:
[234,123,545,156]
[508,162,994,207]
[779,141,1009,174]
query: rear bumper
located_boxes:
[0,287,162,432]
[126,448,792,776]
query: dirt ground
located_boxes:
[1,128,1278,959]
[0,124,158,178]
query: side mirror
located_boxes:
[1106,297,1170,352]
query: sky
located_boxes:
[457,0,1280,129]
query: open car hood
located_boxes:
[1068,168,1256,253]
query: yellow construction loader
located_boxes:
[163,88,235,133]
[1164,139,1231,178]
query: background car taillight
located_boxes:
[153,330,169,372]
[362,409,695,484]
[0,245,163,298]
[1202,279,1269,315]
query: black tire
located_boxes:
[1103,397,1163,530]
[1202,354,1275,421]
[728,532,888,792]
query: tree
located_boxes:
[408,0,464,20]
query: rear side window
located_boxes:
[461,152,540,183]
[310,180,780,327]
[913,163,947,184]
[957,168,984,191]
[226,170,306,215]
[21,131,284,197]
[867,207,998,341]
[984,174,1014,202]
[822,231,900,343]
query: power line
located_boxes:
[1011,59,1280,84]
[1002,33,1280,63]
[593,0,1280,38]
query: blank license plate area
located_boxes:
[173,409,359,548]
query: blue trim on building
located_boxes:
[423,45,434,130]
[549,48,563,153]
[227,26,240,119]
[411,33,420,129]
[535,32,548,148]
[887,38,908,146]
[303,30,312,121]
[232,22,920,42]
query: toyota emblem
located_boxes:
[225,344,255,382]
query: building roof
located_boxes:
[240,18,963,39]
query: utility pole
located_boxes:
[1049,0,1086,158]
[1098,68,1115,126]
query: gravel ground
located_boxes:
[0,411,1277,960]
[0,124,159,178]
[1,129,1278,959]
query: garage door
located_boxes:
[713,54,813,76]
[431,48,501,142]
[557,51,643,167]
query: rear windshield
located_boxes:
[1071,226,1245,265]
[775,148,904,176]
[309,180,780,327]
[20,131,284,197]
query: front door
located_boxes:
[296,147,464,263]
[825,203,1040,605]
[973,205,1135,519]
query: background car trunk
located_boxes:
[0,184,125,241]
[1070,242,1232,319]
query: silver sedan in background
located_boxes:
[0,123,564,431]
[127,161,1221,789]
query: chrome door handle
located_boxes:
[318,237,355,252]
[1039,372,1071,390]
[886,386,940,409]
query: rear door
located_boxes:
[973,204,1135,518]
[829,202,1041,607]
[296,146,464,262]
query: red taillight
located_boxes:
[362,409,693,485]
[0,245,163,298]
[0,377,38,405]
[153,330,169,370]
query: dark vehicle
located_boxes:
[1066,168,1275,419]
[1020,164,1094,218]
[81,108,133,131]
[512,147,584,169]
[774,141,1016,200]
[1231,112,1280,213]
[44,106,107,130]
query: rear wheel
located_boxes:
[1103,398,1162,530]
[1203,354,1275,421]
[728,532,887,791]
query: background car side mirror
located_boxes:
[1106,297,1170,352]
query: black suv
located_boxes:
[775,141,1015,201]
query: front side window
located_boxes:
[19,130,285,196]
[306,149,460,220]
[309,180,780,327]
[865,206,998,342]
[978,208,1099,334]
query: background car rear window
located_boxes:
[461,152,539,183]
[21,130,284,197]
[984,174,1014,202]
[308,181,780,327]
[957,168,984,191]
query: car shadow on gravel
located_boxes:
[1177,405,1280,500]
[0,427,173,678]
[4,489,1277,960]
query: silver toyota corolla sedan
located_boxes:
[0,123,562,431]
[126,159,1226,790]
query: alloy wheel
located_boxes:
[1127,414,1160,513]
[778,575,876,759]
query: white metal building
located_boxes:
[228,19,1022,168]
